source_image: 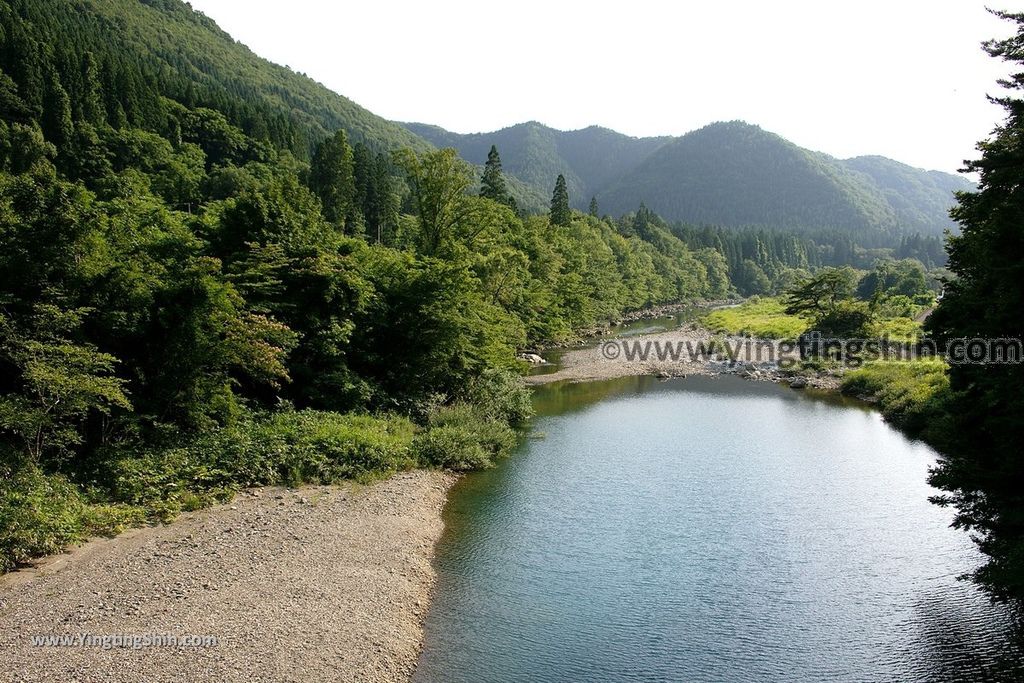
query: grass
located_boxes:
[703,296,925,343]
[841,359,952,438]
[702,297,809,339]
[870,316,925,342]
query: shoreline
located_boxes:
[0,470,457,683]
[526,323,842,391]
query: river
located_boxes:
[414,374,1023,682]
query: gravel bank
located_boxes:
[526,324,841,390]
[0,470,457,683]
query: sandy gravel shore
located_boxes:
[527,324,841,390]
[0,470,456,683]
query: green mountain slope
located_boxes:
[597,122,901,237]
[840,155,972,235]
[0,0,430,156]
[407,119,971,239]
[404,121,671,210]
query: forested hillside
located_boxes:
[0,0,430,158]
[0,0,732,570]
[842,155,975,236]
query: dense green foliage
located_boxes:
[779,264,932,339]
[0,0,430,160]
[924,11,1024,600]
[704,260,933,341]
[0,0,739,571]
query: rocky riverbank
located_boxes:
[525,323,842,390]
[0,470,457,683]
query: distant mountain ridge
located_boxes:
[404,120,973,238]
[3,0,972,241]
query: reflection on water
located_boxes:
[415,376,1024,683]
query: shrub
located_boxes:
[258,411,418,483]
[813,300,875,338]
[464,369,534,426]
[105,409,420,516]
[415,403,518,471]
[0,466,89,572]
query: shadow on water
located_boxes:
[899,586,1024,682]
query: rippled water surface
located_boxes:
[414,376,1023,682]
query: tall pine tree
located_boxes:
[480,145,511,206]
[550,173,571,226]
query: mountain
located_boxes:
[405,119,972,239]
[2,0,971,239]
[0,0,431,156]
[840,155,975,236]
[404,121,672,213]
[598,122,904,238]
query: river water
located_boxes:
[414,374,1023,682]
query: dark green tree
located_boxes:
[79,52,105,126]
[588,196,599,217]
[309,129,357,230]
[925,10,1024,600]
[550,173,571,226]
[41,69,72,153]
[479,145,512,208]
[783,267,858,317]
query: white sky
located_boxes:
[187,0,1022,174]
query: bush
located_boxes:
[814,300,875,337]
[416,426,492,471]
[0,466,89,572]
[1,401,517,571]
[415,403,518,471]
[105,409,420,517]
[464,369,533,426]
[256,411,418,484]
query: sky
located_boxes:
[186,0,1023,175]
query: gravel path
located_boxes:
[0,470,456,683]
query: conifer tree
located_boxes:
[80,52,105,126]
[480,144,514,209]
[550,174,571,226]
[588,196,599,217]
[310,129,357,230]
[41,69,73,153]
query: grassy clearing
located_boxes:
[703,296,925,343]
[870,316,925,342]
[702,297,809,339]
